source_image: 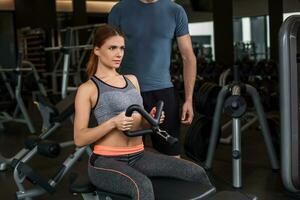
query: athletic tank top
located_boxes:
[91,75,143,125]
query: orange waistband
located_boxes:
[93,144,144,156]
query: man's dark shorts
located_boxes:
[141,87,181,156]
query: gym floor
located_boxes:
[0,102,297,200]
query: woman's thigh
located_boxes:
[88,155,154,200]
[133,151,212,185]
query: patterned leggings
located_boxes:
[88,150,212,200]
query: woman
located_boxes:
[74,24,211,200]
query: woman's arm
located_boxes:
[74,83,115,147]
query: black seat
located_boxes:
[209,191,257,200]
[34,92,75,124]
[70,179,96,194]
[70,173,216,200]
[151,177,216,200]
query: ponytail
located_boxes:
[86,51,98,78]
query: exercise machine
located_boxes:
[204,65,279,188]
[13,113,96,200]
[69,102,257,200]
[14,145,87,200]
[218,68,259,144]
[279,15,300,193]
[0,58,36,133]
[0,91,75,171]
[44,24,101,96]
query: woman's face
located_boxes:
[94,35,125,69]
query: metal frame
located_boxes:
[204,83,279,188]
[218,68,258,145]
[44,24,102,95]
[14,146,87,200]
[0,63,35,133]
[279,15,300,192]
[0,90,75,171]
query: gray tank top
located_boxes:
[91,75,143,125]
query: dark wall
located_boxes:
[213,0,234,67]
[190,0,213,12]
[0,12,16,66]
[268,0,283,62]
[73,0,87,26]
[89,14,108,24]
[15,0,57,29]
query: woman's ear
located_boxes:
[94,47,101,56]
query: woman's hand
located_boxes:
[112,112,134,131]
[150,107,165,124]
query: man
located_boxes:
[108,0,196,157]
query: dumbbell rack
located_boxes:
[204,65,279,188]
[18,28,47,71]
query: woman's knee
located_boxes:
[188,163,212,184]
[138,176,154,200]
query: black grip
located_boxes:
[125,104,139,117]
[37,140,61,158]
[154,101,164,120]
[124,129,153,137]
[125,104,158,126]
[124,102,175,145]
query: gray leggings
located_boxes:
[88,151,212,200]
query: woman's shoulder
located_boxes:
[79,79,96,89]
[124,74,138,84]
[124,74,140,91]
[77,80,98,96]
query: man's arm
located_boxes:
[176,34,197,124]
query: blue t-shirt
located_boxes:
[108,0,189,92]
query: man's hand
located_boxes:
[181,100,194,124]
[150,107,165,124]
